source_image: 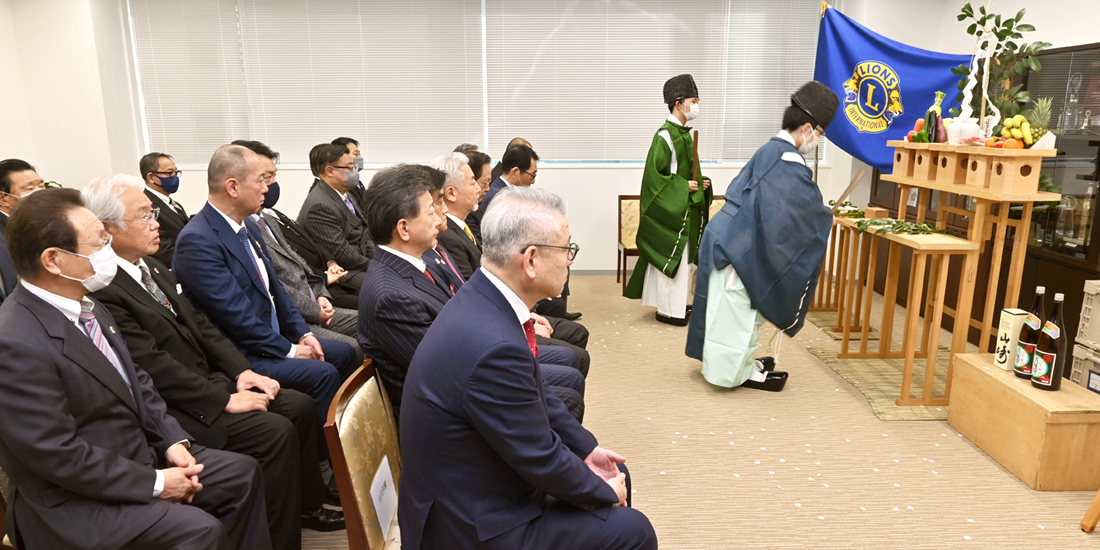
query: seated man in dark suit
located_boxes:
[357,164,586,423]
[0,189,270,549]
[230,140,360,358]
[298,143,375,290]
[173,144,359,442]
[0,159,36,302]
[139,152,190,266]
[84,174,344,543]
[399,186,657,550]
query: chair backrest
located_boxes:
[708,195,726,219]
[618,195,641,249]
[325,360,402,550]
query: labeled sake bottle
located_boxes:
[1031,293,1066,391]
[1015,286,1046,379]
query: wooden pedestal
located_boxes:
[929,144,968,186]
[912,145,938,181]
[984,148,1057,195]
[887,140,916,178]
[948,353,1100,491]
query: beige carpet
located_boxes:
[305,275,1099,549]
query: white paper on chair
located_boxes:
[371,455,397,539]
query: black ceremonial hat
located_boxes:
[791,81,840,128]
[663,74,699,104]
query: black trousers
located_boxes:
[545,317,589,349]
[328,283,360,310]
[122,447,271,550]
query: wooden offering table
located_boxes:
[823,141,1059,407]
[949,353,1100,491]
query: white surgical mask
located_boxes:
[57,242,119,292]
[683,103,699,121]
[798,126,819,155]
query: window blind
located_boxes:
[129,0,825,165]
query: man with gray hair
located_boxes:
[431,151,482,279]
[399,186,657,550]
[84,173,345,541]
[173,144,359,460]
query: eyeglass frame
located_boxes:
[151,170,183,178]
[69,234,113,253]
[122,207,161,228]
[521,169,538,180]
[331,165,362,173]
[530,242,579,261]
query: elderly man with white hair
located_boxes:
[398,186,657,550]
[83,173,346,544]
[431,152,482,279]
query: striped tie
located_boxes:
[79,302,132,396]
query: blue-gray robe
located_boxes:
[686,137,832,360]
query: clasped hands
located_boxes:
[687,179,712,193]
[225,369,280,413]
[159,443,203,504]
[585,446,628,507]
[325,261,348,285]
[294,334,325,361]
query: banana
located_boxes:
[1021,122,1033,145]
[1004,118,1015,129]
[1002,127,1013,138]
[1015,114,1027,126]
[1010,128,1024,139]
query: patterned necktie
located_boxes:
[435,245,464,281]
[238,228,280,334]
[170,199,186,218]
[522,319,539,358]
[423,269,435,284]
[343,194,357,214]
[79,302,132,396]
[139,265,174,312]
[463,224,477,245]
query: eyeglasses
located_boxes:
[78,234,113,252]
[332,165,361,173]
[531,242,579,261]
[153,170,183,178]
[521,169,538,180]
[123,207,160,228]
[815,125,826,137]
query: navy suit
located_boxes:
[479,177,509,214]
[173,203,358,429]
[399,271,656,550]
[0,228,18,303]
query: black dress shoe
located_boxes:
[324,478,342,507]
[656,312,689,326]
[741,371,788,392]
[301,507,345,532]
[755,356,775,371]
[563,311,583,321]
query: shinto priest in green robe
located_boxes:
[624,74,713,325]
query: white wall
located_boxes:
[2,0,1096,270]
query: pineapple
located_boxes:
[1029,97,1052,143]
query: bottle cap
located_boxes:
[1055,293,1064,301]
[1036,286,1046,294]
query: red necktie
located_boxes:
[522,319,539,357]
[423,269,435,284]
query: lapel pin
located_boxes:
[153,267,160,274]
[109,326,116,334]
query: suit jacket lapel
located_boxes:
[17,289,141,413]
[146,190,187,228]
[378,251,451,307]
[203,206,269,297]
[320,183,366,228]
[140,263,202,350]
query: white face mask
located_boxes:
[683,103,699,121]
[798,126,819,155]
[57,242,119,292]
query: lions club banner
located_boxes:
[813,6,971,172]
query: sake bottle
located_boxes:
[1015,286,1045,379]
[1031,293,1066,391]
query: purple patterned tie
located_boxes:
[343,194,356,214]
[79,302,132,396]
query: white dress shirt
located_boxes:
[378,245,427,273]
[445,213,468,230]
[479,267,531,327]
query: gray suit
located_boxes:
[257,212,360,358]
[0,285,270,550]
[297,179,374,290]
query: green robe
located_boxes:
[624,119,713,298]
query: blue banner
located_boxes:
[813,6,971,172]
